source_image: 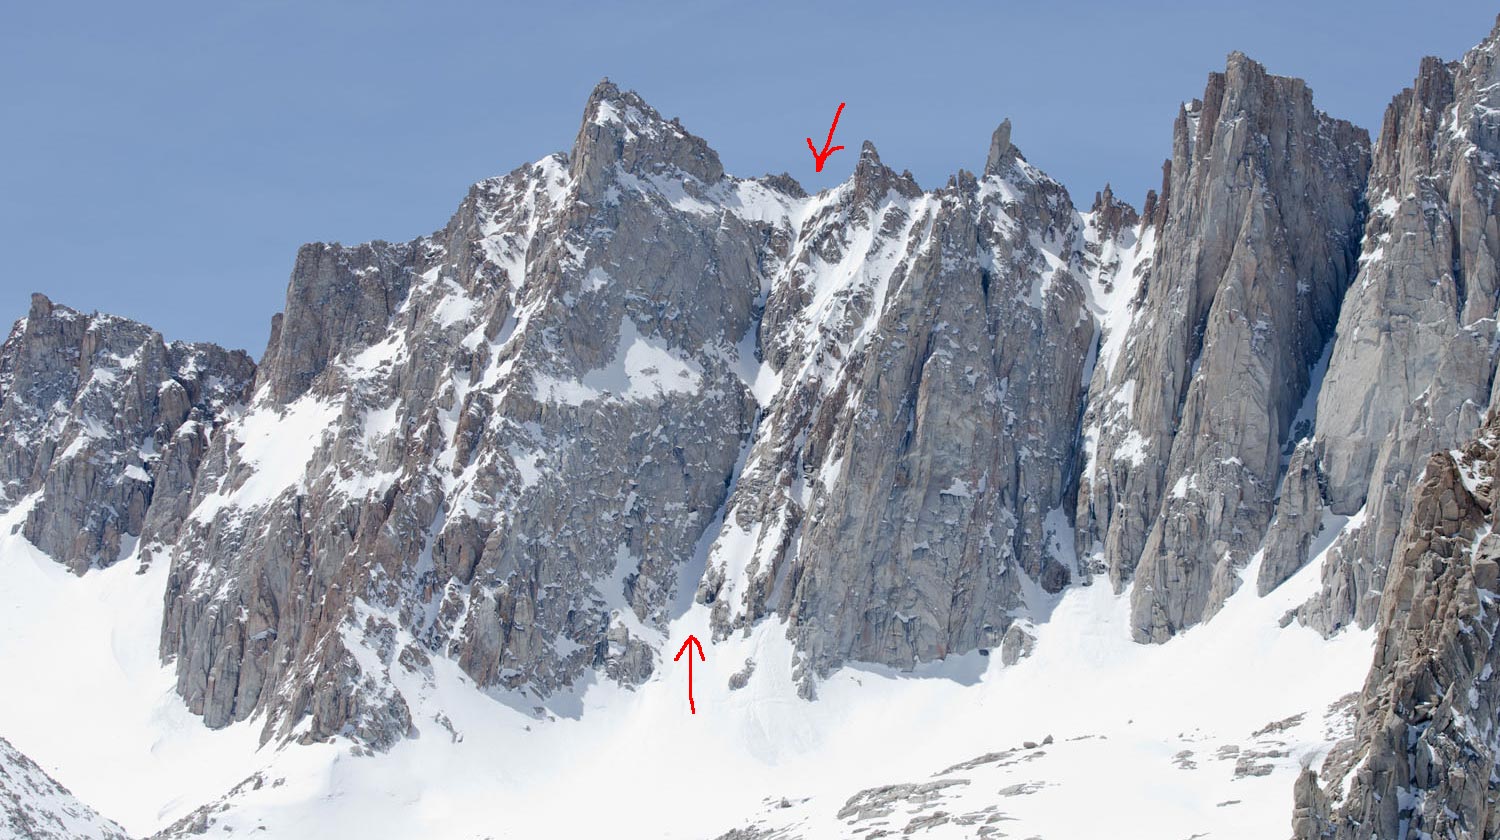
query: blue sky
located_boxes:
[3,1,1496,354]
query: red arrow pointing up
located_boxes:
[674,634,706,714]
[806,102,847,173]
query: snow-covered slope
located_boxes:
[0,497,1374,839]
[1,737,128,840]
[0,500,273,836]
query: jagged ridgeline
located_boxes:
[3,20,1500,836]
[0,80,1106,747]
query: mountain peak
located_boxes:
[1485,12,1500,48]
[569,79,724,196]
[985,118,1015,175]
[849,139,919,203]
[1089,182,1141,240]
[28,291,55,321]
[1224,49,1259,71]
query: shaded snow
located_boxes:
[1086,224,1154,379]
[533,318,703,405]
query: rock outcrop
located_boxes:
[1077,53,1370,642]
[1293,412,1500,838]
[0,294,254,574]
[3,55,1377,747]
[1267,19,1500,635]
[157,81,785,746]
[9,27,1498,780]
[698,131,1096,690]
[154,69,1118,735]
[16,16,1500,840]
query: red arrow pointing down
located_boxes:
[806,102,847,172]
[674,634,706,714]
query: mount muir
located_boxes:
[7,16,1500,840]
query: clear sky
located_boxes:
[4,1,1496,355]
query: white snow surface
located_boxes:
[0,490,1374,839]
[1085,223,1153,380]
[190,395,340,520]
[0,500,278,836]
[0,735,127,839]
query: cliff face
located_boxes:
[0,54,1382,749]
[156,83,781,746]
[3,25,1498,807]
[1293,411,1500,839]
[1263,21,1500,639]
[145,73,1115,738]
[1076,53,1371,642]
[1275,30,1500,836]
[13,14,1500,840]
[697,129,1097,692]
[0,294,253,576]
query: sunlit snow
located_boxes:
[0,496,1373,839]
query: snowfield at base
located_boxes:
[0,500,1373,839]
[0,501,276,836]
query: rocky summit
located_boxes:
[8,14,1500,840]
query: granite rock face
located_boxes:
[1077,53,1370,642]
[138,68,1143,742]
[0,294,253,575]
[2,54,1376,748]
[1257,438,1330,595]
[157,81,781,747]
[8,28,1498,783]
[697,130,1096,690]
[1267,21,1500,636]
[1293,413,1500,839]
